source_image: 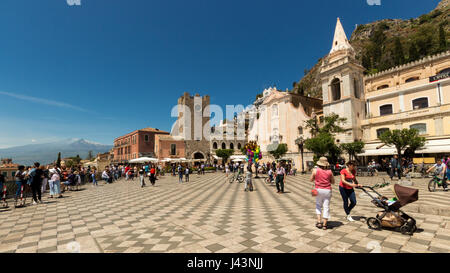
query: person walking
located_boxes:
[14,165,26,202]
[178,165,183,183]
[139,167,146,188]
[149,166,156,186]
[244,166,253,192]
[339,161,362,222]
[310,157,335,230]
[185,167,190,182]
[28,162,44,205]
[389,155,401,180]
[49,168,63,198]
[91,169,98,187]
[275,163,286,194]
[41,165,49,195]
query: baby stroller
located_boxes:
[359,184,418,235]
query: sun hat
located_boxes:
[316,157,330,167]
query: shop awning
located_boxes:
[358,139,450,157]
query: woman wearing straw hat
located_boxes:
[310,157,335,230]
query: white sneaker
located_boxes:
[32,201,37,205]
[346,215,355,222]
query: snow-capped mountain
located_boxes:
[0,138,113,166]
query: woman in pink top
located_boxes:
[310,157,335,230]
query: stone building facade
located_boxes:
[320,18,450,160]
[247,87,323,171]
[172,93,211,160]
[113,128,169,163]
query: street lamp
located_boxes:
[296,136,306,174]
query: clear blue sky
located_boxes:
[0,0,441,148]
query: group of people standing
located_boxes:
[6,162,93,205]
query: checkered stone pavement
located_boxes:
[0,172,449,253]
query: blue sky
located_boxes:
[0,0,441,148]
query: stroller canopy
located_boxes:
[392,184,419,207]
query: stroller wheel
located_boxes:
[400,225,412,235]
[367,217,381,230]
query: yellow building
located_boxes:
[360,51,450,158]
[321,18,450,160]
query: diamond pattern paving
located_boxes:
[0,173,449,253]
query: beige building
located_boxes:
[320,18,450,159]
[247,87,323,170]
[210,118,247,160]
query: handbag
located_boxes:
[311,188,318,196]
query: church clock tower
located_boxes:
[320,18,366,143]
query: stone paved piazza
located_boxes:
[0,173,449,253]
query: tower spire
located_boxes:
[330,17,354,54]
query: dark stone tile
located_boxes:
[205,243,226,253]
[240,240,259,248]
[274,244,295,253]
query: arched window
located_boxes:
[331,78,341,101]
[377,84,389,90]
[410,123,427,135]
[272,104,278,117]
[412,97,428,110]
[222,143,226,149]
[213,142,218,149]
[353,78,360,99]
[379,104,393,116]
[405,77,419,83]
[230,143,234,150]
[376,128,390,138]
[238,143,242,150]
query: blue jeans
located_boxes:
[339,186,357,215]
[15,181,23,198]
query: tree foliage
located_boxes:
[269,144,288,160]
[215,149,235,163]
[379,129,426,164]
[341,141,365,161]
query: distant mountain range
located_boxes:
[0,138,113,166]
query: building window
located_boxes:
[354,78,360,99]
[144,135,149,142]
[272,104,278,117]
[222,143,226,149]
[298,126,303,135]
[213,142,218,149]
[412,97,428,110]
[410,123,427,135]
[377,84,389,90]
[379,104,393,116]
[331,78,341,101]
[170,144,176,155]
[376,128,390,138]
[230,143,234,150]
[405,77,419,83]
[238,143,242,150]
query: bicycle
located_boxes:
[265,175,274,184]
[428,175,448,192]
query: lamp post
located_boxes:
[296,136,306,174]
